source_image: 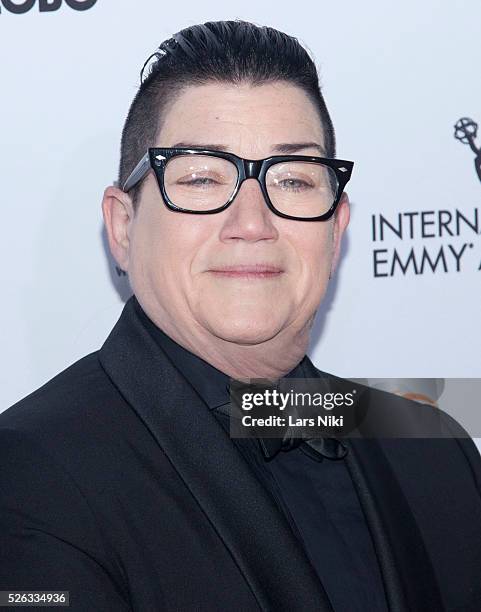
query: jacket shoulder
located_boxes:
[0,356,132,606]
[1,351,122,435]
[0,351,148,493]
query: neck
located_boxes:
[179,325,311,381]
[140,300,312,380]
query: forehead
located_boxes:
[156,81,325,154]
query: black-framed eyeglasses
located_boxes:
[122,147,354,221]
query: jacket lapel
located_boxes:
[302,357,444,612]
[98,298,332,612]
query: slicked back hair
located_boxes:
[118,20,336,211]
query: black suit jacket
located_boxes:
[1,297,481,611]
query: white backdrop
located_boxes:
[1,1,480,435]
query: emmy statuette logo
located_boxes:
[454,117,481,183]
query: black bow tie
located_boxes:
[215,385,348,461]
[214,391,349,462]
[257,433,349,462]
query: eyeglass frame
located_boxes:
[122,147,354,221]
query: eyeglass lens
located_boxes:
[163,154,339,217]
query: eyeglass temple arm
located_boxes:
[122,152,152,192]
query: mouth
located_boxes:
[207,264,285,279]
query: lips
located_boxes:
[207,264,284,278]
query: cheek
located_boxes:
[146,216,212,290]
[134,214,165,269]
[293,225,334,283]
[128,206,175,290]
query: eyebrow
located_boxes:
[170,141,326,156]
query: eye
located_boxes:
[274,177,314,192]
[174,171,231,188]
[177,176,219,186]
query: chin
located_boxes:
[202,314,286,346]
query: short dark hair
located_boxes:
[118,19,336,211]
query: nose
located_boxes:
[218,178,279,243]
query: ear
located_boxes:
[101,186,135,274]
[330,192,350,276]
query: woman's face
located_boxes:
[119,81,349,346]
